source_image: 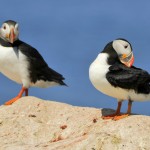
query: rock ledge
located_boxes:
[0,96,150,150]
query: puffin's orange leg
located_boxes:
[4,87,27,105]
[113,100,132,121]
[102,101,122,119]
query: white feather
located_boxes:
[0,45,30,88]
[31,80,58,88]
[113,40,131,55]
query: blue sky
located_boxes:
[0,1,150,115]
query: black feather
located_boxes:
[101,41,120,65]
[106,63,150,94]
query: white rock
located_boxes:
[0,96,150,150]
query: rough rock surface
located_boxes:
[0,96,150,150]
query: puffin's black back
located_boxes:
[106,63,150,94]
[14,40,66,85]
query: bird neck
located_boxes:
[0,37,19,47]
[107,51,120,65]
[0,37,12,47]
[101,42,120,65]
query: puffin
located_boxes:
[0,20,66,105]
[89,38,150,120]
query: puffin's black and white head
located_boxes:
[0,20,19,43]
[112,38,134,67]
[103,38,134,67]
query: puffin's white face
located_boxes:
[0,22,19,43]
[112,39,134,67]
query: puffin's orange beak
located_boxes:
[9,28,15,43]
[119,52,134,67]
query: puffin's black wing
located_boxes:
[106,63,150,94]
[15,40,66,85]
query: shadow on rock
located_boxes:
[101,108,115,116]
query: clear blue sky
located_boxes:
[0,1,150,115]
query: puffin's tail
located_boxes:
[45,67,67,86]
[58,79,67,86]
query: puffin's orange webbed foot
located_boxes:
[113,114,130,121]
[102,113,130,121]
[102,113,120,120]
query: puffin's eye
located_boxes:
[124,45,128,49]
[3,26,6,30]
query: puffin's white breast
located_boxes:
[89,53,150,101]
[0,45,30,88]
